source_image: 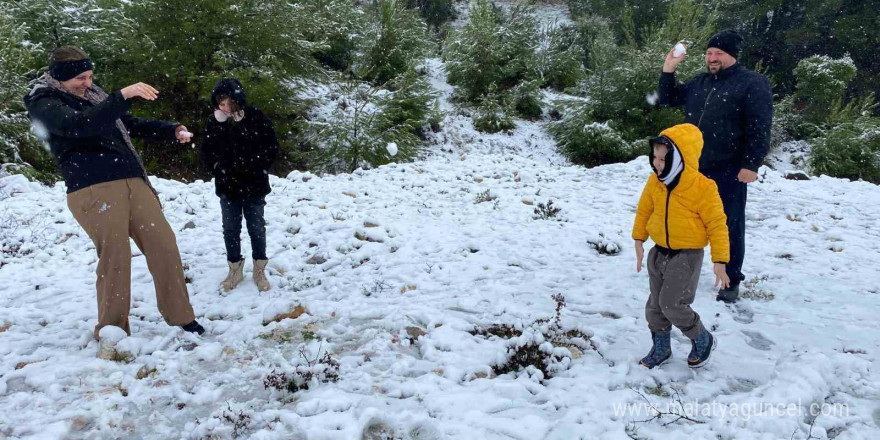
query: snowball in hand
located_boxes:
[673,43,686,58]
[179,130,194,137]
[386,142,398,157]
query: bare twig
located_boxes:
[629,387,705,426]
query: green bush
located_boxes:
[5,0,135,64]
[536,23,585,92]
[771,95,818,149]
[565,0,591,20]
[794,55,858,124]
[312,73,434,172]
[443,0,539,102]
[377,71,437,136]
[359,0,430,85]
[120,0,317,179]
[579,0,715,140]
[809,118,880,183]
[473,90,515,133]
[826,93,877,127]
[0,14,36,164]
[568,0,672,47]
[0,12,59,182]
[303,0,368,72]
[506,81,543,120]
[571,15,614,72]
[10,0,317,181]
[713,0,880,107]
[550,106,635,167]
[407,0,456,30]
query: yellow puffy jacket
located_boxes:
[632,123,730,263]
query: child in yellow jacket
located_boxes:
[632,123,730,369]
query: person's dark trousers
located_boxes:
[702,167,747,287]
[219,195,267,263]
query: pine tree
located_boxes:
[0,11,55,180]
[580,0,716,139]
[313,71,435,173]
[301,0,369,72]
[713,0,880,105]
[810,117,880,184]
[7,0,320,180]
[535,22,585,92]
[568,0,672,47]
[443,0,539,102]
[0,14,33,163]
[793,55,858,124]
[4,0,135,62]
[358,0,430,86]
[406,0,456,30]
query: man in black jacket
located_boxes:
[23,46,205,350]
[200,78,279,293]
[657,30,773,303]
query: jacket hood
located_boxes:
[24,73,72,106]
[658,123,703,172]
[211,78,247,109]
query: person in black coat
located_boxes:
[657,30,773,303]
[23,46,205,346]
[200,78,279,292]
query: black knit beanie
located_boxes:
[211,78,247,109]
[706,30,743,59]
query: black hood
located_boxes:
[211,78,247,108]
[23,76,74,107]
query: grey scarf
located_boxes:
[36,73,160,199]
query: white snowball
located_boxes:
[98,325,127,343]
[673,42,686,58]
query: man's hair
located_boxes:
[50,46,89,64]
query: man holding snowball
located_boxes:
[657,30,773,303]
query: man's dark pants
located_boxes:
[702,167,747,292]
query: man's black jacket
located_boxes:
[658,63,772,172]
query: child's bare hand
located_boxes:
[713,263,730,288]
[635,240,645,272]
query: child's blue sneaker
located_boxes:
[639,331,671,369]
[687,328,716,368]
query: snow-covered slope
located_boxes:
[2,60,880,440]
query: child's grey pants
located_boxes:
[645,246,705,339]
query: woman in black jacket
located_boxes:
[200,79,279,292]
[23,46,205,350]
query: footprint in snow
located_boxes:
[728,303,755,324]
[741,330,774,351]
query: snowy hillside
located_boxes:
[2,59,880,440]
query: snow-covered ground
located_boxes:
[2,59,880,440]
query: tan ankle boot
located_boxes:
[253,259,271,291]
[221,259,244,291]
